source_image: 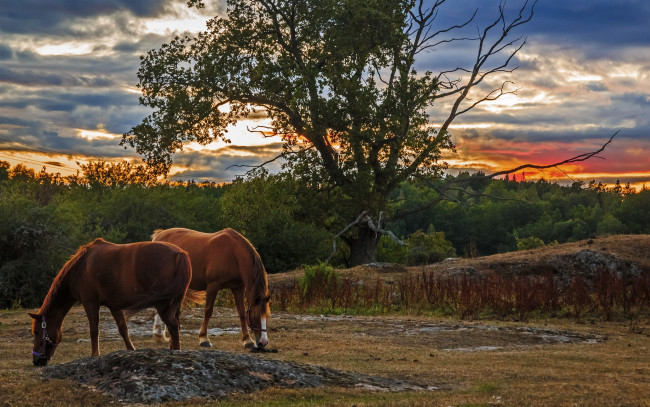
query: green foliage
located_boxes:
[1,158,649,309]
[405,227,456,266]
[597,213,626,235]
[376,236,408,264]
[392,177,645,258]
[619,189,650,233]
[516,236,545,251]
[0,184,74,308]
[218,170,331,273]
[299,263,340,299]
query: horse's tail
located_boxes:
[151,229,164,241]
[175,249,192,291]
[174,250,202,307]
[184,289,206,306]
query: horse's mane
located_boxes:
[241,234,270,319]
[38,240,94,313]
[151,229,164,240]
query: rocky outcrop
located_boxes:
[43,349,429,404]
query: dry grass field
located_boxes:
[1,235,649,406]
[2,306,649,405]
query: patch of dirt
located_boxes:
[42,349,430,404]
[281,314,605,352]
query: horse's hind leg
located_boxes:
[156,298,183,350]
[110,309,135,351]
[152,313,169,342]
[232,287,255,348]
[198,288,219,347]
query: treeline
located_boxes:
[1,160,648,309]
[387,172,649,258]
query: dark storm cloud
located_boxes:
[0,0,175,35]
[429,0,650,48]
[0,65,118,88]
[531,1,650,52]
[0,44,13,60]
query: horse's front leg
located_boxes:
[232,287,255,348]
[83,303,101,357]
[109,308,135,351]
[198,288,219,347]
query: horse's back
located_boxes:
[152,228,255,289]
[80,240,191,309]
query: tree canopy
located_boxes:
[123,0,536,265]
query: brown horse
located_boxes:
[151,228,271,349]
[28,238,196,366]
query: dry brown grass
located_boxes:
[1,305,649,406]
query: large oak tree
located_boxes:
[124,0,537,265]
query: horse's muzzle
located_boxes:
[33,356,48,366]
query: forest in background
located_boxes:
[1,159,649,309]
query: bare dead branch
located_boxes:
[404,1,536,178]
[455,81,519,116]
[487,131,619,179]
[393,131,619,221]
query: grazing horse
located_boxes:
[151,228,271,349]
[28,238,196,366]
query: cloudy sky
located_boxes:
[0,0,648,187]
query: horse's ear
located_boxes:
[28,312,40,320]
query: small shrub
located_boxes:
[516,236,545,251]
[299,262,340,306]
[376,236,407,264]
[406,227,456,266]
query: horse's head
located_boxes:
[246,294,271,348]
[28,313,60,366]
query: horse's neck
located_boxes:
[42,271,77,324]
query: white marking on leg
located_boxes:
[259,317,269,346]
[153,314,164,337]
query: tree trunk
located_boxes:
[347,226,381,267]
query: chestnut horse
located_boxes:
[151,228,271,349]
[28,238,197,366]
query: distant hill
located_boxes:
[269,235,650,288]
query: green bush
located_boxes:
[376,236,408,264]
[0,193,75,308]
[406,227,456,266]
[516,236,545,251]
[299,262,340,299]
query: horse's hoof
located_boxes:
[199,341,212,348]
